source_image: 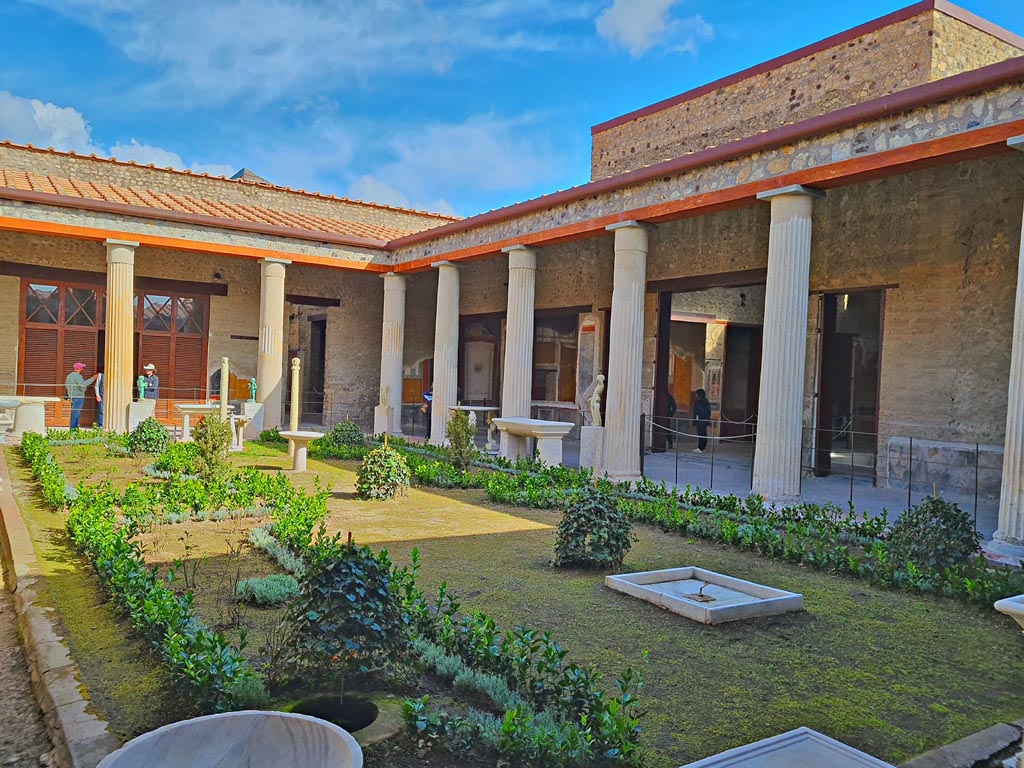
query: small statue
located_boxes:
[248,377,257,402]
[589,374,605,428]
[137,375,147,400]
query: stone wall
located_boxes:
[671,285,766,324]
[0,143,454,234]
[0,275,18,392]
[590,9,1022,179]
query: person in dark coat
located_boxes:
[666,392,677,448]
[692,388,712,453]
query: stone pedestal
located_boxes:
[219,357,230,423]
[995,138,1024,559]
[375,273,407,436]
[240,401,264,440]
[603,222,649,482]
[499,246,537,460]
[257,258,289,430]
[279,430,321,472]
[103,239,138,434]
[288,357,301,457]
[580,426,605,473]
[430,263,460,446]
[9,398,61,439]
[752,186,822,502]
[128,399,156,433]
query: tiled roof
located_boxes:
[0,167,419,242]
[0,140,459,222]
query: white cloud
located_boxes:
[109,138,236,177]
[0,91,102,154]
[596,0,712,57]
[28,0,597,107]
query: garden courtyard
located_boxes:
[3,423,1024,768]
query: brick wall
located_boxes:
[590,9,1022,179]
[0,275,18,392]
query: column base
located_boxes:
[982,537,1024,569]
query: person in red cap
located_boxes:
[64,362,96,430]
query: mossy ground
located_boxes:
[7,441,1024,766]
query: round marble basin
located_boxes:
[96,710,363,768]
[995,594,1024,632]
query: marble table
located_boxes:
[448,405,500,451]
[175,403,233,441]
[492,417,574,465]
[279,430,323,472]
[8,396,62,439]
[96,710,362,768]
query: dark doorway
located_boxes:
[721,325,762,438]
[814,291,883,477]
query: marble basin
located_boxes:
[994,594,1024,632]
[96,710,363,768]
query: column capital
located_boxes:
[261,257,292,266]
[1009,135,1024,152]
[605,220,655,233]
[432,260,462,270]
[382,272,408,289]
[756,184,825,201]
[104,238,139,248]
[502,244,537,270]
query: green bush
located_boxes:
[154,442,201,476]
[127,417,170,455]
[259,427,287,445]
[193,415,233,481]
[330,419,366,449]
[445,410,479,472]
[553,485,634,570]
[287,534,408,678]
[886,496,981,574]
[236,574,300,606]
[356,445,410,500]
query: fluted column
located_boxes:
[430,262,460,445]
[499,245,537,459]
[103,239,138,433]
[752,185,823,501]
[992,135,1024,555]
[604,222,650,481]
[257,258,289,430]
[374,273,407,436]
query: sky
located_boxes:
[0,0,1020,218]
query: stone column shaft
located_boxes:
[752,186,822,501]
[996,140,1024,548]
[430,263,460,445]
[499,246,537,459]
[257,258,289,430]
[603,223,650,481]
[220,357,230,422]
[374,273,407,435]
[103,239,138,433]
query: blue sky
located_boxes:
[0,0,1020,218]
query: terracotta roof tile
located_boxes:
[0,167,420,242]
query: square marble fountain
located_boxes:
[605,566,803,625]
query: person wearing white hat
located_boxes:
[142,363,160,400]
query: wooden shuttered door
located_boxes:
[63,328,100,425]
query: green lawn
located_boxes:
[7,441,1024,766]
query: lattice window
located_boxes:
[175,297,205,335]
[65,288,99,327]
[25,283,59,324]
[142,294,172,332]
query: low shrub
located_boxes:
[154,442,201,476]
[258,427,287,445]
[330,419,366,449]
[445,410,479,472]
[885,495,980,574]
[356,445,410,500]
[236,574,300,606]
[127,417,170,455]
[193,415,234,481]
[553,485,633,570]
[270,482,331,552]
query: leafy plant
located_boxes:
[193,415,234,481]
[355,445,410,500]
[885,496,981,574]
[127,417,170,455]
[445,409,479,471]
[236,574,300,606]
[258,427,287,445]
[330,418,366,449]
[154,442,201,476]
[553,485,634,570]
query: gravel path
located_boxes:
[0,584,52,767]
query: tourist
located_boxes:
[666,391,677,448]
[64,362,95,430]
[94,367,104,427]
[422,387,432,439]
[692,388,711,453]
[142,363,160,400]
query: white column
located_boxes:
[257,258,289,430]
[991,136,1024,558]
[430,262,460,445]
[752,185,823,501]
[374,273,407,436]
[499,245,537,459]
[103,239,138,434]
[603,222,650,481]
[288,357,301,456]
[219,357,230,422]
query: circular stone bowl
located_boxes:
[96,710,363,768]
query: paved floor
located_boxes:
[0,582,52,767]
